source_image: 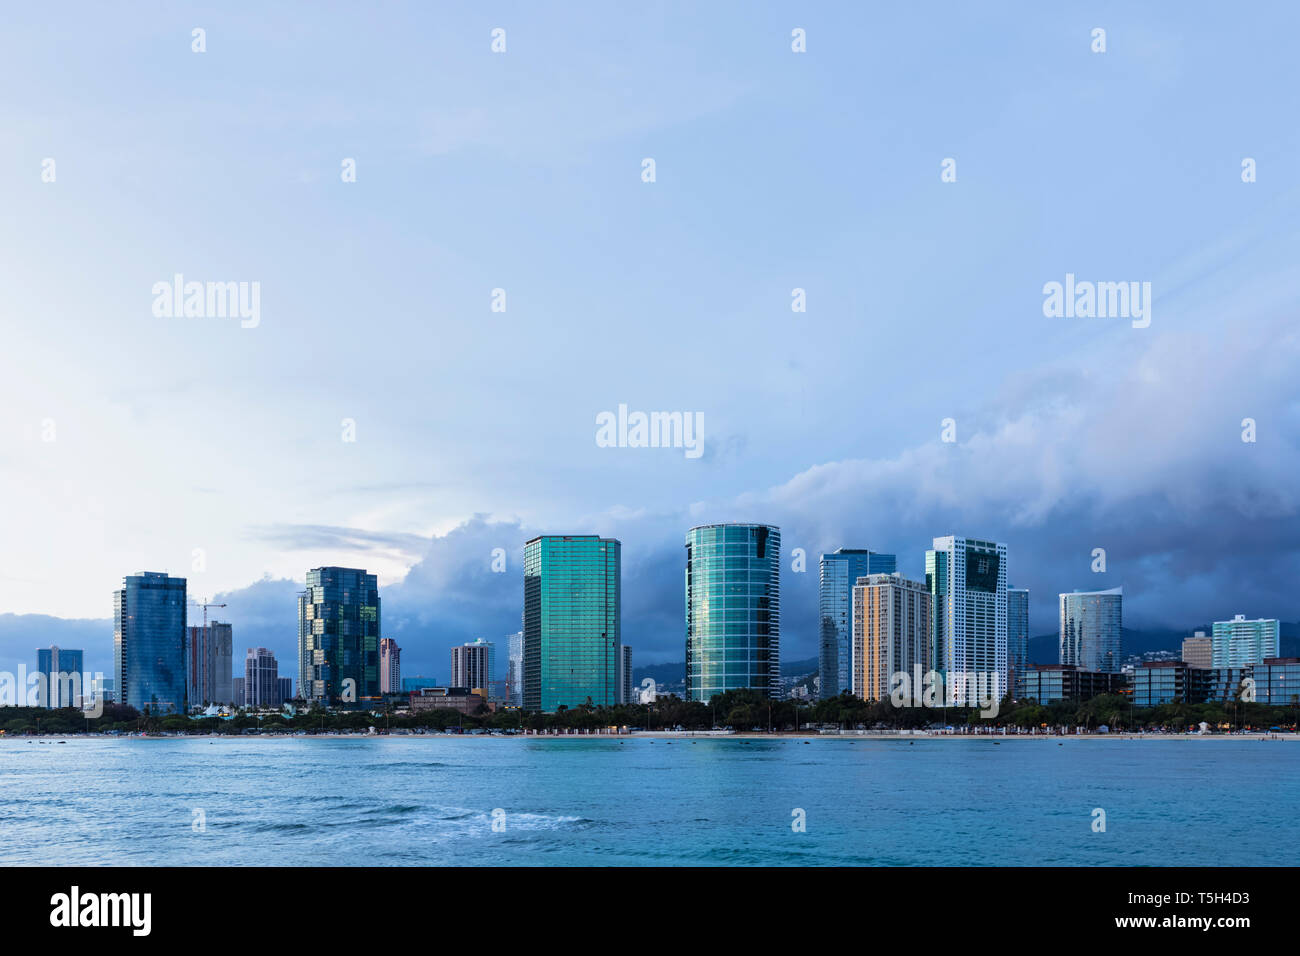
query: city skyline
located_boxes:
[3,6,1298,689]
[2,526,1293,689]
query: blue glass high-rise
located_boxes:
[36,646,85,708]
[1007,587,1030,696]
[114,572,188,714]
[818,549,895,699]
[1059,586,1123,673]
[685,524,781,703]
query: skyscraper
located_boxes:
[925,537,1008,702]
[619,645,633,705]
[379,638,401,693]
[1059,587,1123,673]
[244,647,279,709]
[451,639,495,695]
[114,571,188,714]
[506,630,524,707]
[851,573,931,701]
[186,621,234,706]
[35,646,85,709]
[685,524,781,703]
[523,535,621,712]
[1007,587,1030,696]
[1212,615,1279,668]
[277,676,293,706]
[819,549,897,699]
[298,567,381,707]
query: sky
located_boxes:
[2,2,1299,681]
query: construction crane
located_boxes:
[187,598,228,711]
[189,598,227,630]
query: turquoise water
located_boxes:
[0,737,1294,866]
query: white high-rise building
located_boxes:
[925,536,1008,703]
[1211,615,1279,668]
[244,647,279,710]
[379,638,401,693]
[506,631,523,707]
[451,639,495,698]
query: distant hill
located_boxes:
[781,656,818,677]
[633,656,818,691]
[632,662,684,688]
[1028,623,1300,665]
[638,624,1300,691]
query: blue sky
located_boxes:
[2,2,1299,679]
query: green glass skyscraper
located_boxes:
[298,566,381,707]
[685,524,781,702]
[523,535,621,712]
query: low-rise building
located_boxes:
[1018,665,1126,703]
[1131,661,1198,707]
[1252,658,1300,706]
[409,687,486,715]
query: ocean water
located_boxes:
[0,736,1295,866]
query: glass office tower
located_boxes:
[523,536,621,712]
[36,646,85,708]
[1007,587,1030,696]
[685,524,781,703]
[298,567,381,707]
[819,549,896,699]
[1059,586,1123,673]
[114,571,188,714]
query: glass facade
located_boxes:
[1007,587,1029,696]
[506,631,524,707]
[818,549,896,699]
[685,524,781,703]
[1254,658,1300,705]
[523,536,621,712]
[1059,587,1123,673]
[297,567,380,707]
[35,646,85,708]
[1018,665,1124,703]
[114,571,188,714]
[620,644,633,705]
[1131,662,1194,707]
[1203,667,1250,703]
